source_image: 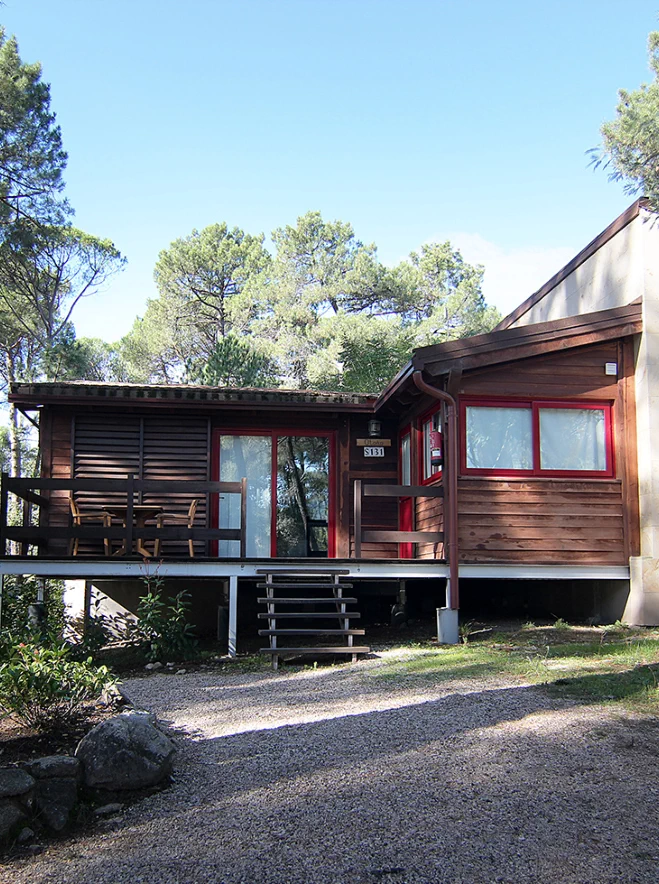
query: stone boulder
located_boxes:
[0,768,34,844]
[75,710,175,791]
[24,756,82,832]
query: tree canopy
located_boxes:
[120,211,500,393]
[596,30,659,210]
[0,28,68,232]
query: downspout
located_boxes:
[412,371,459,609]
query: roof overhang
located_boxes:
[376,301,642,417]
[10,381,378,414]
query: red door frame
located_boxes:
[211,428,336,558]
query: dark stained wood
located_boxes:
[363,484,443,498]
[0,473,8,556]
[457,478,626,565]
[337,416,351,558]
[362,530,444,543]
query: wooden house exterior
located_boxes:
[3,201,658,644]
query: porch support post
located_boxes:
[412,371,459,610]
[228,575,238,657]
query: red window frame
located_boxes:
[460,397,615,479]
[418,405,443,485]
[211,428,336,558]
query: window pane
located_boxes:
[466,406,533,470]
[423,411,441,479]
[219,435,272,557]
[276,436,329,557]
[539,408,606,471]
[401,434,411,485]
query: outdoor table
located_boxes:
[102,505,164,557]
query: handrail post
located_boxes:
[354,479,362,559]
[0,473,8,557]
[20,498,30,556]
[125,474,134,556]
[412,371,459,610]
[239,477,247,558]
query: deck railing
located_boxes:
[0,473,247,558]
[352,479,444,558]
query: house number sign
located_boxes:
[363,446,385,457]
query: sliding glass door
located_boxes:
[215,431,333,558]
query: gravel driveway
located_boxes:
[6,653,659,884]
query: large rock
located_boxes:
[75,711,175,791]
[0,801,28,844]
[34,778,78,831]
[26,756,81,780]
[0,768,34,801]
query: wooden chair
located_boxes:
[69,497,111,557]
[153,498,200,558]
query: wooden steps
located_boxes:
[256,569,370,670]
[257,612,361,619]
[259,628,366,636]
[256,597,359,605]
[260,646,371,656]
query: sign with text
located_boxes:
[363,446,385,458]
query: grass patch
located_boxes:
[369,623,659,714]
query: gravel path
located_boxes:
[5,653,659,884]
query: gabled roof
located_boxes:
[495,198,647,332]
[376,301,642,416]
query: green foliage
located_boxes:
[110,211,501,392]
[0,28,69,232]
[1,575,65,640]
[42,328,129,382]
[0,641,115,731]
[595,31,659,210]
[0,222,125,352]
[186,333,277,387]
[133,576,197,663]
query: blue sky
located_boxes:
[4,0,659,341]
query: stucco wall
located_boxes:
[508,211,648,327]
[507,209,659,623]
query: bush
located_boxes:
[0,576,66,640]
[0,642,115,732]
[133,577,197,663]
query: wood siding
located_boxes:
[452,341,630,566]
[347,416,399,559]
[457,478,625,564]
[40,406,403,560]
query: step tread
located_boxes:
[257,612,361,619]
[257,597,358,605]
[255,569,350,576]
[257,582,353,590]
[259,646,371,655]
[258,629,366,636]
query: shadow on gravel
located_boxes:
[7,670,659,884]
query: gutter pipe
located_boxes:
[412,371,459,609]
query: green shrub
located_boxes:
[0,642,115,732]
[0,576,66,640]
[133,578,197,663]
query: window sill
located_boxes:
[459,474,621,484]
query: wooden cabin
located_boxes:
[3,200,658,652]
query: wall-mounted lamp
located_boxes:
[367,419,382,438]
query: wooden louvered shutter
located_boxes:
[142,416,210,556]
[72,414,141,555]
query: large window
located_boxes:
[462,399,613,477]
[214,430,334,557]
